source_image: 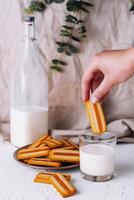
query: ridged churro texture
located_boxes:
[28,135,49,148]
[34,172,71,184]
[17,147,50,160]
[50,173,76,197]
[27,158,61,167]
[49,149,80,163]
[85,100,107,134]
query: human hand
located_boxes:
[82,48,134,103]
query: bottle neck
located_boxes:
[24,21,36,49]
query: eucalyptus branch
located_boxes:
[24,0,133,72]
[25,0,65,13]
[25,0,93,72]
[50,0,93,71]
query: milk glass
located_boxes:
[79,133,117,182]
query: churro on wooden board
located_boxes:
[85,100,107,134]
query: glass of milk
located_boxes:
[80,132,117,182]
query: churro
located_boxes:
[17,147,50,160]
[49,149,79,163]
[50,173,76,197]
[54,146,76,151]
[28,134,49,148]
[85,100,106,134]
[64,139,79,150]
[44,138,63,148]
[38,143,48,148]
[58,139,71,147]
[34,172,71,184]
[27,158,61,167]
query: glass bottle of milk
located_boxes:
[10,16,48,147]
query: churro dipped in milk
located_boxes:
[84,100,107,134]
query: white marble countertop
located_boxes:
[0,142,134,200]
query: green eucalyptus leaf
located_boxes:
[65,51,72,56]
[60,29,72,37]
[71,36,81,42]
[80,7,89,13]
[78,26,86,33]
[66,0,81,12]
[60,34,70,37]
[51,65,63,72]
[66,0,93,12]
[60,33,71,37]
[60,61,67,65]
[62,25,73,30]
[80,34,87,38]
[68,44,79,53]
[52,59,67,65]
[53,0,65,3]
[44,0,53,4]
[52,59,60,65]
[57,47,65,53]
[61,29,70,33]
[57,48,63,53]
[77,19,84,24]
[65,15,78,24]
[130,2,134,13]
[81,1,94,7]
[27,1,46,12]
[56,42,67,47]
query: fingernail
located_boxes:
[91,96,99,104]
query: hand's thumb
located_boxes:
[91,78,111,103]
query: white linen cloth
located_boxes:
[0,0,134,142]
